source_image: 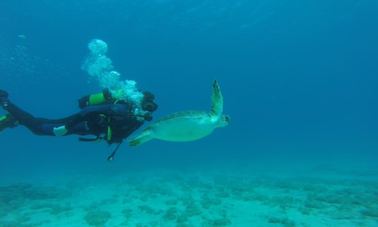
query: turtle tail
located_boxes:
[129,130,153,147]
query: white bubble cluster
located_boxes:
[82,39,145,115]
[88,39,108,55]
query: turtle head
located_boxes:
[217,114,230,128]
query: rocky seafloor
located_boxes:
[1,169,378,227]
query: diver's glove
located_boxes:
[143,112,153,121]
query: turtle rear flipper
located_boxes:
[129,129,154,146]
[211,80,224,116]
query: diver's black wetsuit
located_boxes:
[4,101,144,144]
[0,88,157,160]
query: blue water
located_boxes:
[0,0,378,172]
[1,0,378,226]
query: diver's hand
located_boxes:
[144,112,153,121]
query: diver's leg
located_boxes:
[5,103,90,136]
[32,112,93,136]
[1,91,59,135]
[3,101,55,135]
[1,90,43,128]
[1,90,90,136]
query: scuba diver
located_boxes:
[0,89,158,160]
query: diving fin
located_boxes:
[0,114,18,132]
[0,90,9,108]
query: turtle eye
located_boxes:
[224,115,231,123]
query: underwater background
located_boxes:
[1,0,378,226]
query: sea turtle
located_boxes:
[129,80,230,146]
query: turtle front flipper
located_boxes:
[129,129,154,146]
[210,80,224,117]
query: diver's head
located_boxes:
[141,91,158,112]
[140,91,158,121]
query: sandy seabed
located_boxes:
[1,168,378,227]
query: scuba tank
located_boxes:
[77,89,129,147]
[76,89,157,160]
[78,89,113,109]
[77,90,131,161]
